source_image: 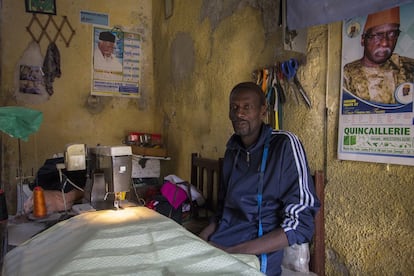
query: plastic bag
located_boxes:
[0,106,43,141]
[282,243,310,273]
[14,41,50,104]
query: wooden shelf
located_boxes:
[131,146,168,158]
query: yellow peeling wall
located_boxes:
[0,0,413,275]
[0,0,156,212]
[152,1,413,275]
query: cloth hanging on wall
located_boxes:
[287,0,414,30]
[43,42,61,96]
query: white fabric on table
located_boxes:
[3,206,263,276]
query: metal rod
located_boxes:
[18,139,24,215]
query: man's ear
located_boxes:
[261,104,267,117]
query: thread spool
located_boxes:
[0,189,8,221]
[33,186,47,218]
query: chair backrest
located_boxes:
[190,153,223,214]
[309,170,325,276]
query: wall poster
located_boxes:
[91,26,141,98]
[339,3,414,166]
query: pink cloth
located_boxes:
[161,181,187,209]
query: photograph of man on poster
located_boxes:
[19,65,44,94]
[93,31,123,73]
[343,6,414,105]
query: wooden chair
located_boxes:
[184,153,325,275]
[309,170,325,276]
[182,153,223,234]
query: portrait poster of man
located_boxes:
[91,26,141,98]
[338,3,414,166]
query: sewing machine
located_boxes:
[86,146,133,210]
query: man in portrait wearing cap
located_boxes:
[93,31,123,73]
[343,6,414,104]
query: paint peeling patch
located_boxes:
[200,0,278,36]
[171,32,194,85]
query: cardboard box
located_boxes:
[132,156,160,178]
[131,146,168,157]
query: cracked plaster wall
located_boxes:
[153,1,413,275]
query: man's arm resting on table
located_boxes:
[199,221,289,255]
[209,228,289,255]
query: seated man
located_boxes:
[199,82,320,276]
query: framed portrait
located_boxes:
[25,0,56,15]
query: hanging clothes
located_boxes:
[42,42,61,95]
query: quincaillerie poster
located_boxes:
[91,26,141,98]
[338,2,414,166]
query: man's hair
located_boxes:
[230,82,266,106]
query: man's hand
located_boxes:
[198,221,217,241]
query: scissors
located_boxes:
[281,59,312,108]
[281,59,298,81]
